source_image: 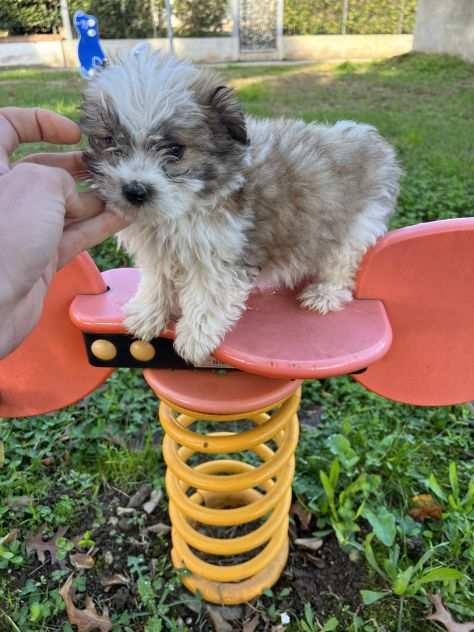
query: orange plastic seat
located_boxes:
[355,218,474,406]
[70,268,392,380]
[70,268,173,335]
[214,291,391,379]
[0,253,112,418]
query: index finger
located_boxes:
[0,107,81,171]
[18,151,91,181]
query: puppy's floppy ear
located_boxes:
[209,85,248,145]
[194,73,248,145]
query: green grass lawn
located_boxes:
[0,54,473,632]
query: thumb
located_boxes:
[58,210,129,269]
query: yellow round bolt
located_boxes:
[90,339,117,361]
[130,340,156,362]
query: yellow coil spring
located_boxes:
[159,388,301,605]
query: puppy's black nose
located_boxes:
[122,180,152,206]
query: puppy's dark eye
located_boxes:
[92,135,114,149]
[167,144,185,160]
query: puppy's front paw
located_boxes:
[123,298,167,341]
[174,325,218,366]
[298,282,352,315]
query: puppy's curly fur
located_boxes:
[81,48,401,365]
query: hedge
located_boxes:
[346,0,417,35]
[284,0,343,35]
[172,0,228,36]
[0,0,417,37]
[284,0,417,35]
[0,0,60,35]
[0,0,226,37]
[64,0,168,39]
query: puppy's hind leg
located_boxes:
[298,244,364,315]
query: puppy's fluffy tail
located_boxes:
[334,120,401,248]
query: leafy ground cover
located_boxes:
[0,53,473,631]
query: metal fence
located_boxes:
[233,0,414,57]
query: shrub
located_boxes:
[284,0,343,35]
[0,0,228,38]
[173,0,228,37]
[67,0,165,39]
[0,0,60,35]
[284,0,417,35]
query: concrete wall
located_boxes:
[61,37,236,67]
[284,34,413,61]
[414,0,474,63]
[0,34,413,68]
[0,40,66,67]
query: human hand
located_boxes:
[0,107,128,358]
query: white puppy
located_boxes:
[81,48,400,365]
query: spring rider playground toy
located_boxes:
[1,217,474,605]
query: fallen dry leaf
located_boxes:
[116,507,135,517]
[349,548,361,563]
[70,553,95,570]
[427,594,474,631]
[0,529,19,546]
[101,573,130,592]
[26,527,68,568]
[291,500,313,532]
[207,606,233,632]
[8,495,32,508]
[104,432,128,450]
[212,605,244,621]
[60,574,112,632]
[299,405,322,429]
[409,494,443,522]
[127,484,152,508]
[143,489,163,514]
[295,537,324,552]
[145,523,171,536]
[243,615,261,632]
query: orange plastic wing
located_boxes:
[354,218,474,406]
[0,253,113,418]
